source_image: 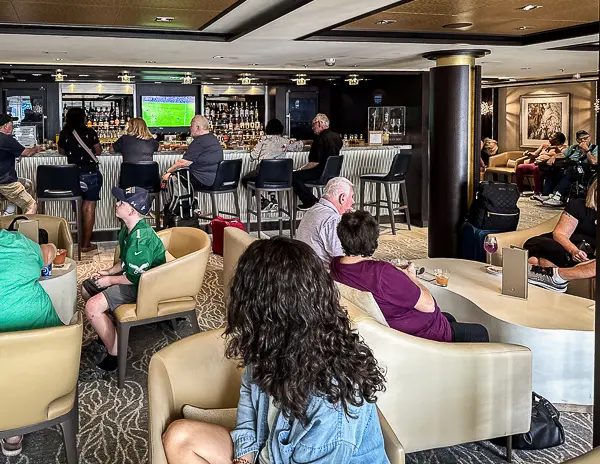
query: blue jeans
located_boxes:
[79,171,103,202]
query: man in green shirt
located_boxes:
[81,186,165,373]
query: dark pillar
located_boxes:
[593,54,600,448]
[423,49,490,258]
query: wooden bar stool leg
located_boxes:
[360,179,366,211]
[75,198,82,261]
[384,183,396,235]
[210,193,218,219]
[288,190,295,239]
[375,183,382,224]
[154,193,161,230]
[233,190,241,218]
[401,181,411,230]
[246,187,252,232]
[256,189,262,238]
[277,191,283,236]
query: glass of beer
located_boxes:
[433,269,449,287]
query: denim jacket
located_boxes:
[230,369,390,464]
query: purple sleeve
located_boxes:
[378,262,422,309]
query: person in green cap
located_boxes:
[80,186,165,374]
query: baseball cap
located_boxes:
[111,186,152,215]
[0,114,17,126]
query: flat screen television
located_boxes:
[141,96,196,128]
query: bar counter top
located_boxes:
[10,145,413,232]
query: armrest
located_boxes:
[487,214,561,265]
[354,318,532,453]
[514,156,529,167]
[148,329,243,464]
[488,152,508,167]
[378,408,405,464]
[136,248,209,320]
[57,219,74,259]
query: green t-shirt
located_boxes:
[0,230,62,332]
[563,144,598,163]
[118,220,166,288]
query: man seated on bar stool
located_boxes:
[0,113,42,215]
[162,115,223,190]
[292,113,342,210]
[296,177,354,266]
[80,187,165,376]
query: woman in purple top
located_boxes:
[330,211,489,343]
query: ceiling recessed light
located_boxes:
[518,4,542,10]
[248,63,259,66]
[32,73,41,76]
[516,25,533,30]
[442,22,473,29]
[154,81,162,84]
[211,77,221,80]
[17,79,25,82]
[375,19,397,25]
[78,74,89,77]
[213,55,225,59]
[155,16,174,22]
[54,58,63,61]
[146,60,156,64]
[521,67,531,70]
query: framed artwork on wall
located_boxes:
[520,94,570,148]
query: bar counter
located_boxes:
[11,145,411,231]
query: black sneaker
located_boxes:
[528,266,568,293]
[260,197,271,211]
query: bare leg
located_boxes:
[537,258,557,268]
[85,292,117,355]
[81,200,97,251]
[558,260,596,281]
[162,420,233,464]
[25,201,37,215]
[528,257,539,265]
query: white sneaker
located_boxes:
[532,194,551,202]
[543,195,565,207]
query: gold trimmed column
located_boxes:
[423,49,489,258]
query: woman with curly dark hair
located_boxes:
[162,237,389,464]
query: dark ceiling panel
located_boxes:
[12,2,124,25]
[0,2,19,21]
[124,0,235,8]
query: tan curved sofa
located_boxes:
[113,227,211,387]
[148,328,404,464]
[0,313,83,464]
[488,215,595,299]
[484,151,526,182]
[0,214,74,259]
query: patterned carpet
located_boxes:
[3,199,590,464]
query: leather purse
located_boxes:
[493,392,565,450]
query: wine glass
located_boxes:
[483,236,499,264]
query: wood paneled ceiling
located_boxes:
[0,0,241,30]
[334,0,599,36]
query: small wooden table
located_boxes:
[413,258,594,405]
[39,257,77,325]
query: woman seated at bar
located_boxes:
[0,230,62,457]
[330,210,489,343]
[58,107,103,253]
[241,118,303,210]
[162,237,389,464]
[525,178,597,292]
[110,117,160,162]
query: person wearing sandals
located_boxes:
[0,230,62,456]
[58,107,103,253]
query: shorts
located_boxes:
[0,180,35,211]
[79,170,103,202]
[82,278,137,311]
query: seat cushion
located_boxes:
[248,181,292,190]
[182,405,237,430]
[486,167,515,175]
[361,173,405,182]
[114,304,138,322]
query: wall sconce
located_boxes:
[182,72,194,84]
[291,74,310,86]
[119,71,132,83]
[481,101,493,116]
[345,74,363,85]
[52,69,65,82]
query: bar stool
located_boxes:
[119,161,162,229]
[195,159,242,220]
[304,155,344,198]
[246,159,294,238]
[359,153,411,235]
[36,164,83,260]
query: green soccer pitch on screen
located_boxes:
[141,96,196,127]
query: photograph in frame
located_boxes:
[520,94,570,148]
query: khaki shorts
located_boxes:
[0,181,35,211]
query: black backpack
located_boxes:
[161,169,199,229]
[468,181,520,232]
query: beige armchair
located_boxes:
[148,328,404,464]
[484,151,526,182]
[488,215,595,299]
[0,214,74,259]
[563,448,600,463]
[339,285,533,461]
[114,227,210,387]
[223,227,257,300]
[0,313,83,464]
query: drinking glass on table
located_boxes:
[433,269,450,287]
[484,235,499,264]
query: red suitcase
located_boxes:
[210,216,246,255]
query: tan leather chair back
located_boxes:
[223,228,257,300]
[343,297,532,454]
[0,214,74,258]
[0,313,82,431]
[148,329,243,464]
[134,227,210,321]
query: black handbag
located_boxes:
[467,181,520,232]
[494,392,565,450]
[7,216,49,244]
